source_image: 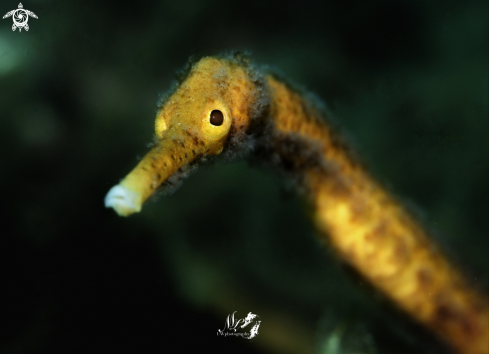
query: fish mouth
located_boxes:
[105,137,201,217]
[104,185,141,217]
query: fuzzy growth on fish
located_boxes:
[105,52,270,216]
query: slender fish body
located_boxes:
[105,53,488,354]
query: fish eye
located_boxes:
[210,110,224,126]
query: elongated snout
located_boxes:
[105,135,202,217]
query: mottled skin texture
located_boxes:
[107,55,488,354]
[115,56,262,210]
[267,76,489,354]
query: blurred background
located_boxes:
[0,0,487,353]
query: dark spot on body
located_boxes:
[435,303,457,323]
[273,133,323,172]
[192,136,202,146]
[433,301,476,338]
[365,220,387,242]
[417,268,432,289]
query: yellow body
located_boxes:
[105,54,488,354]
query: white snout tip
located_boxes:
[104,184,141,217]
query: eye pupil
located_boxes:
[210,110,224,126]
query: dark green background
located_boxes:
[1,0,487,353]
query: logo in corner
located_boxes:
[217,311,261,340]
[3,3,38,32]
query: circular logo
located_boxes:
[12,9,28,27]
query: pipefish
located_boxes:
[104,53,488,354]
